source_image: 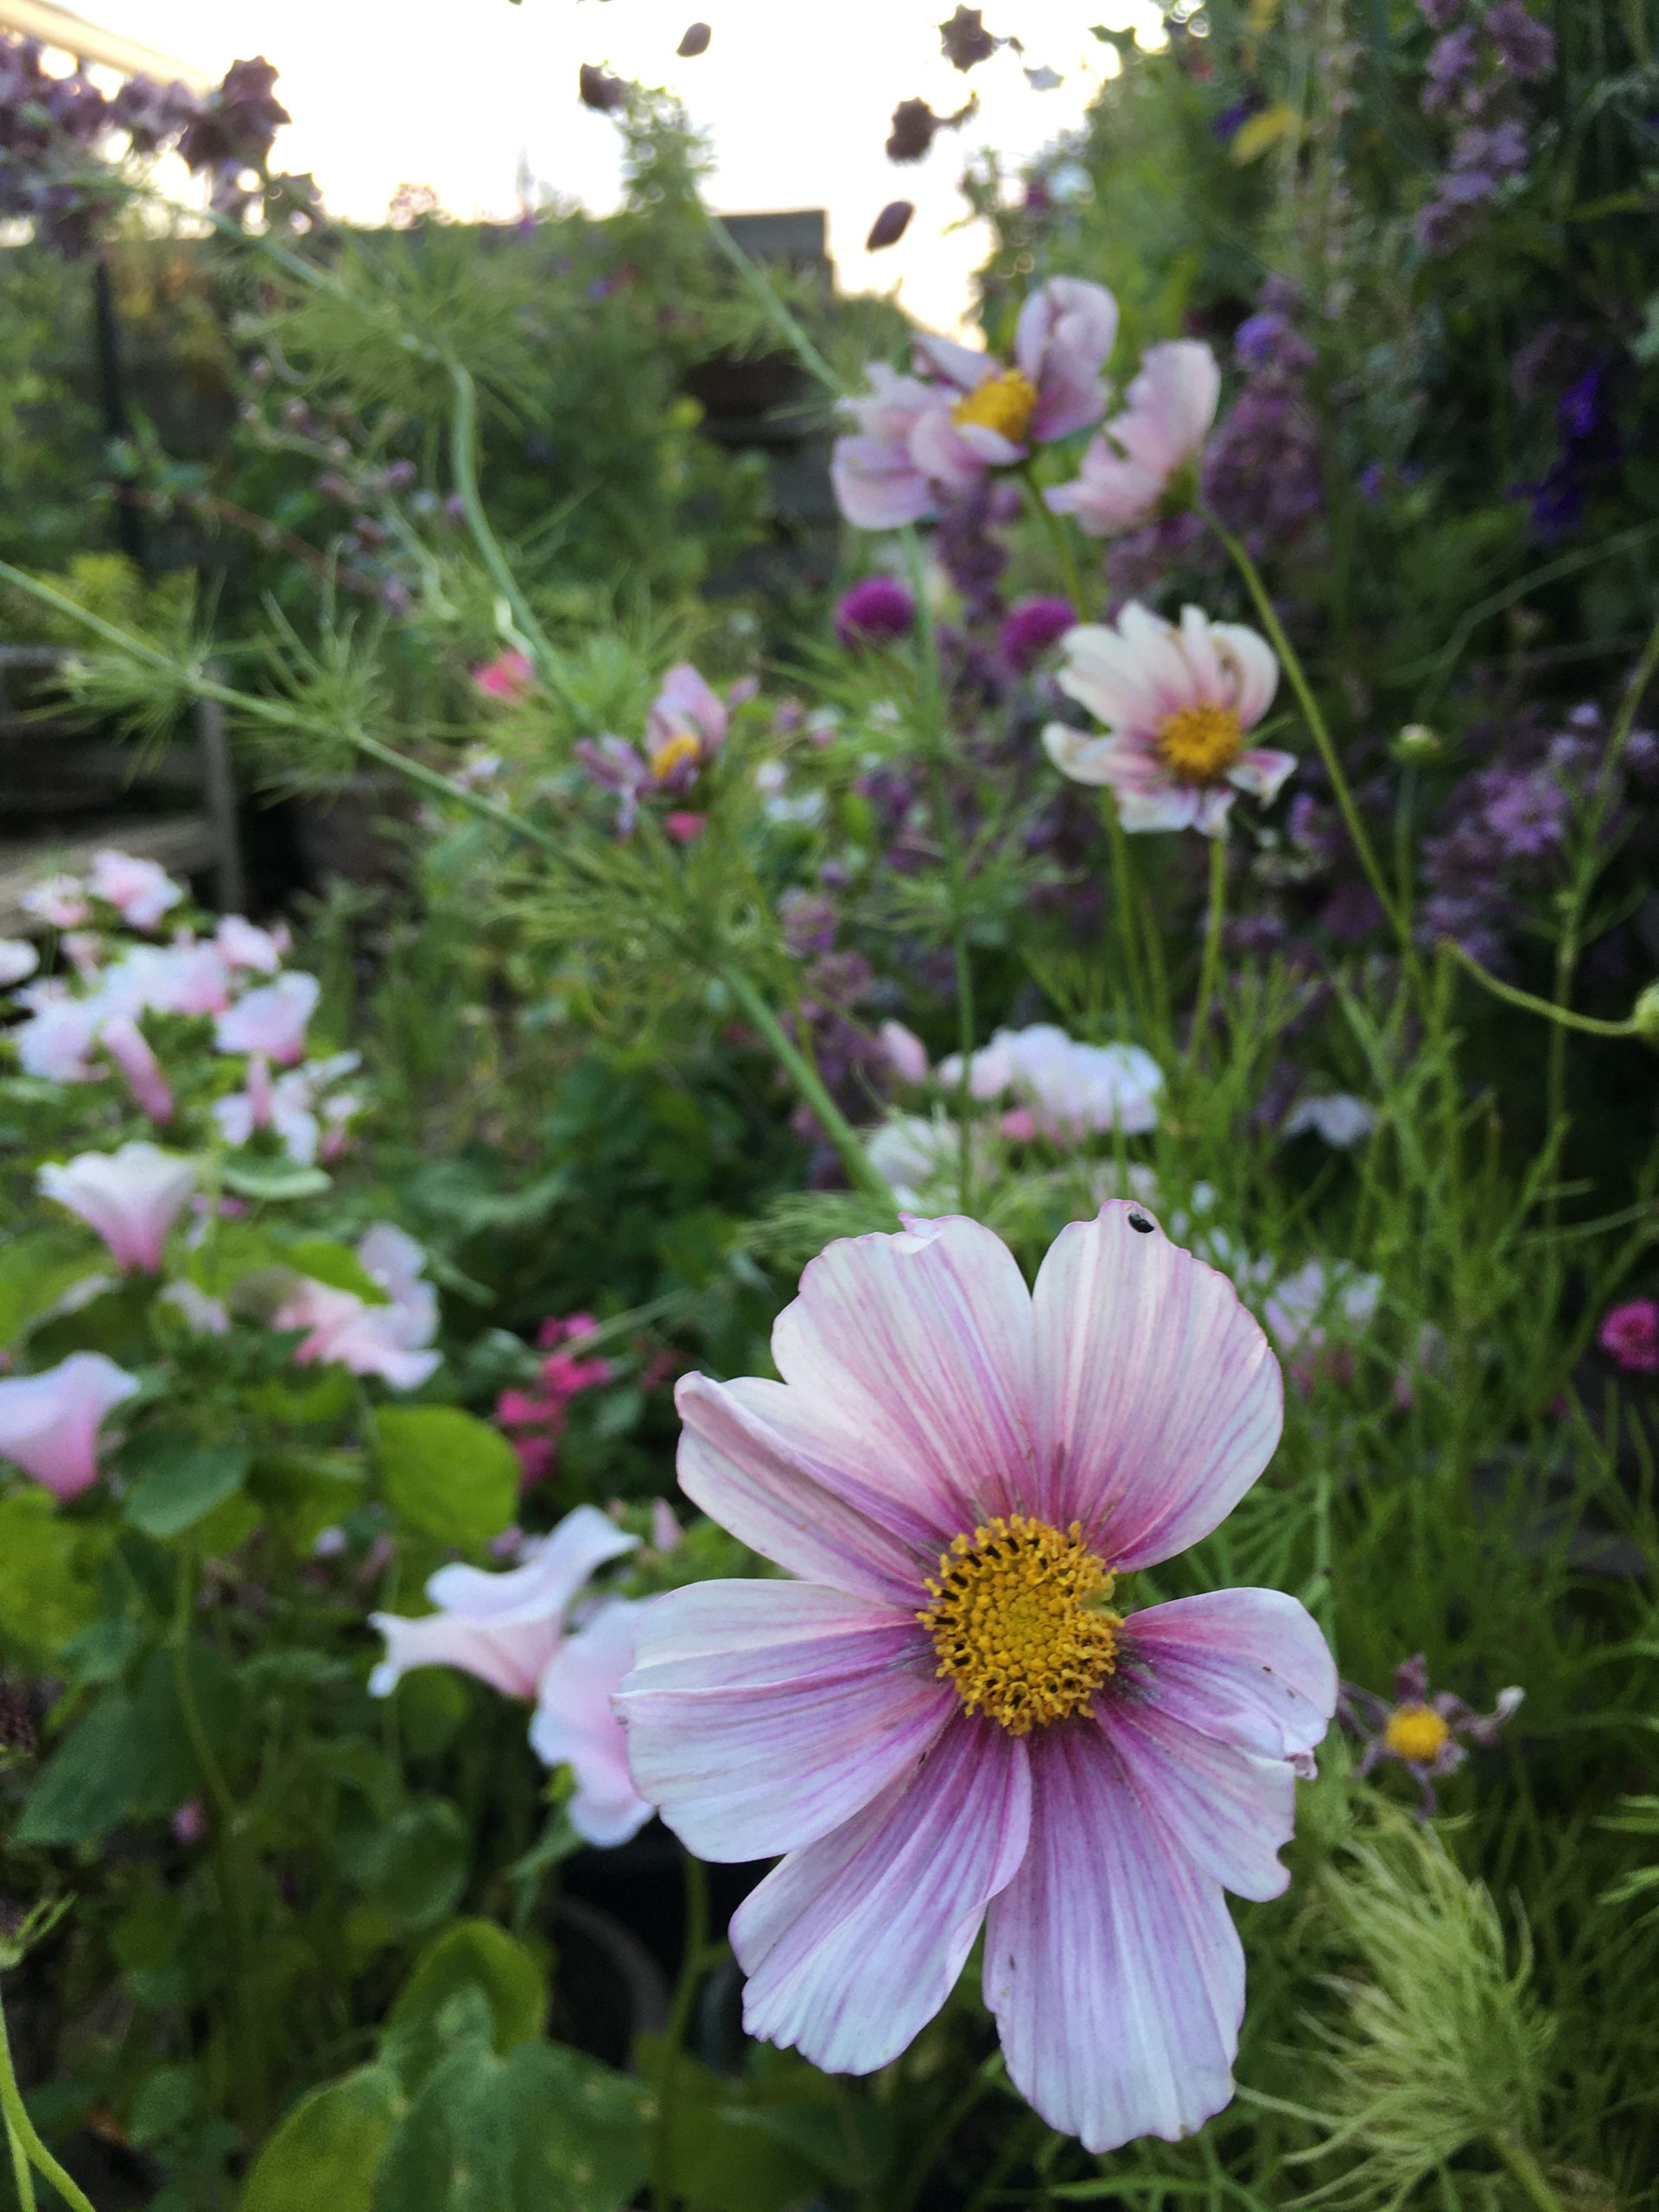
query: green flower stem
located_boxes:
[1491,2134,1569,2212]
[721,968,894,1205]
[650,1850,711,2212]
[0,1988,98,2212]
[1201,506,1412,961]
[1028,472,1090,617]
[1099,795,1152,1035]
[1442,941,1637,1038]
[1190,833,1229,1063]
[902,529,979,1210]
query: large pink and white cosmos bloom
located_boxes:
[0,1352,141,1500]
[617,1205,1334,2153]
[832,278,1119,531]
[1046,340,1221,538]
[1045,605,1295,839]
[371,1504,652,1847]
[37,1141,200,1273]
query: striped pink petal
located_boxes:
[1030,1203,1281,1559]
[732,1715,1030,2074]
[1095,1695,1298,1902]
[983,1723,1244,2152]
[615,1579,950,1859]
[1121,1588,1337,1764]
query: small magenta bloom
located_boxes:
[1340,1655,1522,1815]
[0,1352,141,1501]
[372,1504,650,1846]
[1001,595,1076,672]
[38,1142,200,1272]
[1599,1298,1659,1376]
[1047,341,1221,538]
[618,1205,1334,2152]
[213,971,321,1066]
[88,849,185,932]
[1045,604,1294,837]
[835,576,917,645]
[473,647,535,702]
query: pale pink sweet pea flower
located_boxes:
[616,1205,1334,2154]
[215,915,290,974]
[100,941,232,1020]
[530,1597,654,1844]
[157,1280,232,1335]
[213,1051,361,1166]
[0,939,39,988]
[370,1502,636,1698]
[11,992,103,1084]
[0,1352,141,1500]
[213,971,321,1066]
[273,1222,441,1389]
[879,1020,931,1088]
[99,1015,175,1125]
[1047,340,1221,537]
[20,875,90,930]
[1045,604,1295,838]
[89,849,185,932]
[939,1025,1163,1140]
[38,1142,200,1273]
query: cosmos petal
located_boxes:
[1121,1589,1337,1763]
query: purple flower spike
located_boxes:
[835,576,918,645]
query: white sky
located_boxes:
[99,0,1170,330]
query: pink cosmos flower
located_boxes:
[1047,340,1221,537]
[37,1142,200,1273]
[473,648,535,702]
[0,939,39,988]
[0,1352,140,1500]
[20,875,91,930]
[529,1597,654,1844]
[99,1015,175,1125]
[273,1222,440,1389]
[216,915,290,974]
[1045,604,1295,838]
[832,279,1118,530]
[213,971,321,1066]
[89,849,185,932]
[616,1205,1334,2152]
[1339,1655,1522,1816]
[1598,1298,1659,1376]
[370,1503,637,1698]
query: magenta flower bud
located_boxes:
[1000,595,1076,671]
[1599,1299,1659,1376]
[835,575,918,646]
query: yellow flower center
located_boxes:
[952,368,1039,444]
[918,1514,1120,1735]
[648,728,702,781]
[1384,1702,1451,1764]
[1156,702,1244,783]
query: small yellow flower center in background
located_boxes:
[1384,1702,1451,1764]
[648,729,702,781]
[952,368,1039,444]
[918,1514,1120,1735]
[1156,702,1244,783]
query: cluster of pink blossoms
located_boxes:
[495,1314,615,1485]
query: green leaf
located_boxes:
[123,1437,251,1540]
[341,1798,470,1933]
[375,1407,517,1548]
[281,1237,389,1303]
[223,1158,332,1203]
[371,2033,646,2212]
[0,1491,105,1661]
[388,1921,549,2060]
[0,1229,105,1347]
[240,2067,406,2212]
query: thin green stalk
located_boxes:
[1491,2133,1568,2212]
[651,1851,711,2212]
[903,529,979,1211]
[0,1991,98,2212]
[1101,796,1152,1033]
[1190,834,1229,1063]
[5,2093,36,2212]
[1027,471,1089,616]
[721,968,893,1205]
[1442,941,1637,1038]
[701,209,845,397]
[1201,507,1411,961]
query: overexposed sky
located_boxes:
[99,0,1170,329]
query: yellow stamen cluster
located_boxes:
[1384,1702,1452,1764]
[648,728,702,782]
[1155,702,1245,783]
[952,368,1039,443]
[918,1515,1120,1735]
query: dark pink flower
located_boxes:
[836,576,918,645]
[1599,1299,1659,1376]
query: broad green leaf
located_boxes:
[281,1237,389,1303]
[0,1229,105,1348]
[375,1407,517,1548]
[240,2067,405,2212]
[340,1798,469,1933]
[387,1921,548,2059]
[123,1437,251,1540]
[0,1491,105,1661]
[16,1646,241,1846]
[223,1158,332,1202]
